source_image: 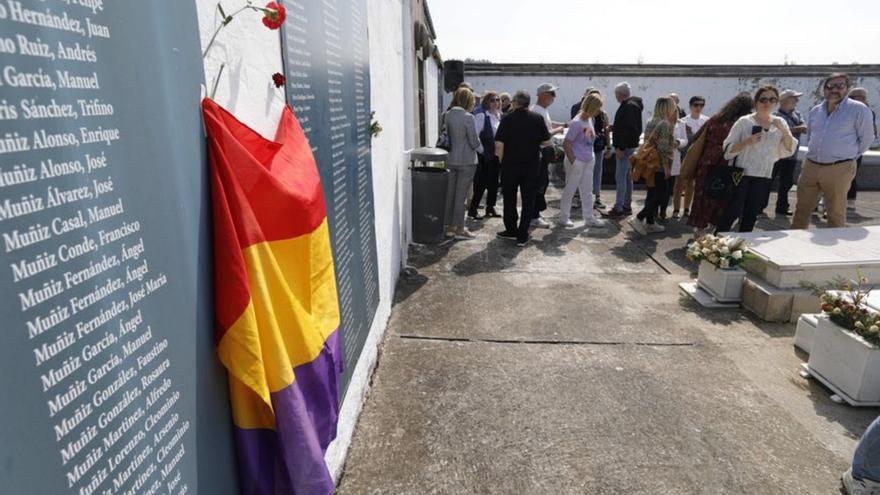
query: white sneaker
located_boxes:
[646,223,666,233]
[558,219,575,229]
[531,217,551,229]
[627,216,647,235]
[841,467,880,494]
[584,217,607,228]
[454,228,476,240]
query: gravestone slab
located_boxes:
[679,281,740,309]
[735,227,880,289]
[795,313,819,354]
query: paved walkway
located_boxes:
[338,187,880,494]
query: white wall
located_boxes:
[425,60,441,145]
[324,0,409,480]
[196,1,286,138]
[463,74,880,125]
[195,0,413,483]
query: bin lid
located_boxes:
[409,147,448,162]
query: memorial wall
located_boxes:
[282,0,381,395]
[0,2,236,493]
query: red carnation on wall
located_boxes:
[272,72,286,88]
[262,2,286,30]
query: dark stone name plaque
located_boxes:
[282,0,381,396]
[0,3,236,494]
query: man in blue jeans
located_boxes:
[608,82,643,217]
[842,415,880,494]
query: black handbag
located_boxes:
[436,112,451,151]
[703,152,743,201]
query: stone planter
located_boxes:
[794,313,819,354]
[697,261,746,303]
[807,315,880,403]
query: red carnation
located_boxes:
[272,72,286,88]
[261,2,286,30]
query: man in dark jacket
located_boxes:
[495,90,551,246]
[767,89,807,216]
[609,82,644,216]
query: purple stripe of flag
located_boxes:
[234,330,343,495]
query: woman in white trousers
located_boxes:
[559,94,608,228]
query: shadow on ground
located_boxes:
[340,186,880,494]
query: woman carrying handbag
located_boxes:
[443,88,482,239]
[685,94,754,233]
[715,86,796,233]
[627,96,677,235]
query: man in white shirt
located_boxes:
[684,96,709,137]
[676,96,710,216]
[529,83,566,228]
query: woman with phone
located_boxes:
[715,86,797,232]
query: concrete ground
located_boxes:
[337,185,880,494]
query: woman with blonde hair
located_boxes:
[559,94,608,228]
[628,96,677,235]
[444,87,481,239]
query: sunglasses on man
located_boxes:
[825,82,848,90]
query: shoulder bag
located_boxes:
[629,125,661,183]
[703,143,744,201]
[679,126,706,181]
[436,111,451,151]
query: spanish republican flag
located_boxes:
[202,98,343,494]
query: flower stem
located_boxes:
[202,3,251,59]
[210,63,225,99]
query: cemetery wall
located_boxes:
[459,63,880,128]
[196,0,438,481]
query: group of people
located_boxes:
[438,75,880,493]
[440,72,877,247]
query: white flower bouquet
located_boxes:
[686,234,752,269]
[806,274,880,347]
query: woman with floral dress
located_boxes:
[687,94,754,232]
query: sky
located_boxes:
[428,0,880,65]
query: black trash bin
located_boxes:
[409,147,449,244]
[411,166,449,244]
